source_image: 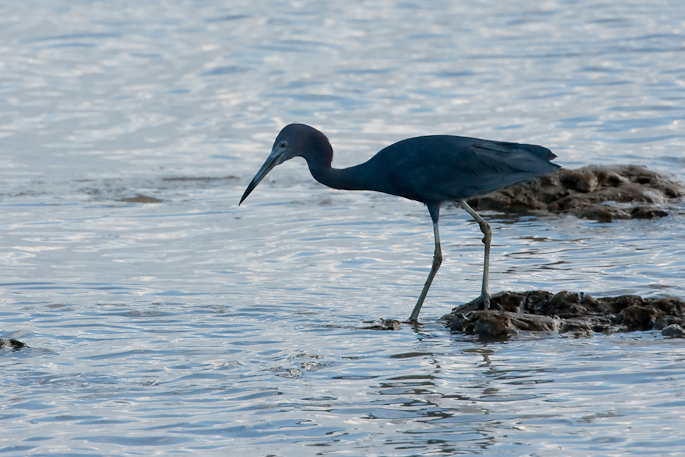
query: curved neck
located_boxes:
[307,160,376,192]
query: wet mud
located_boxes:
[464,165,684,222]
[441,291,685,338]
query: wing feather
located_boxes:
[378,135,559,202]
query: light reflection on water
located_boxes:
[2,0,685,455]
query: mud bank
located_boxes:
[464,165,684,222]
[441,291,685,338]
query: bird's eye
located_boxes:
[279,141,288,148]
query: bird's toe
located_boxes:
[473,294,496,311]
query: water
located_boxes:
[2,0,685,455]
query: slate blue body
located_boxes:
[345,135,558,206]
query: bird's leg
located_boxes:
[459,201,494,310]
[409,222,442,322]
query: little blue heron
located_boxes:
[240,124,560,322]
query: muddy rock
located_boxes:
[448,310,560,337]
[442,291,685,337]
[464,165,684,221]
[662,324,685,338]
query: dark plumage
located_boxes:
[240,123,560,322]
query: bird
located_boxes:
[239,123,560,322]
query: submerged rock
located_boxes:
[442,291,685,338]
[119,194,163,203]
[0,338,28,350]
[364,319,402,331]
[464,165,684,222]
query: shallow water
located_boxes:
[2,0,685,455]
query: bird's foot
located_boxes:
[473,293,501,311]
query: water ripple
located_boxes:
[2,0,685,455]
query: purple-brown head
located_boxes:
[239,124,333,205]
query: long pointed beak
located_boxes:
[239,148,282,205]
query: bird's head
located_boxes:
[239,124,332,205]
